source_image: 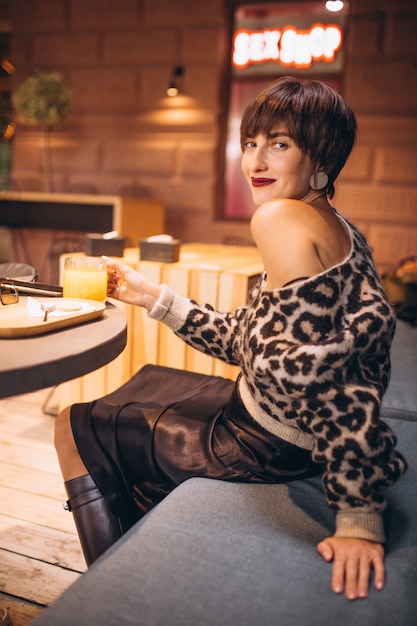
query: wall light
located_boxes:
[166,65,184,97]
[325,0,344,11]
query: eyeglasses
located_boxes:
[0,282,19,305]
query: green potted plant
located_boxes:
[12,70,72,192]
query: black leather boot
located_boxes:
[64,473,131,566]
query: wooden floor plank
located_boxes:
[0,417,56,450]
[0,389,86,624]
[0,461,66,500]
[0,440,61,475]
[0,485,77,534]
[0,550,80,605]
[0,594,43,626]
[0,413,54,445]
[0,517,85,571]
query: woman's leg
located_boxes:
[54,407,131,566]
[54,406,87,481]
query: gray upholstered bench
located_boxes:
[33,320,417,626]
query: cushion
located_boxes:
[381,319,417,421]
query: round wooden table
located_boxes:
[0,299,127,398]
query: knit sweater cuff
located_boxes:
[148,284,191,331]
[335,509,385,543]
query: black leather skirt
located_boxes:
[70,365,321,521]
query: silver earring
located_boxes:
[309,172,328,190]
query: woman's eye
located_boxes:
[243,140,256,149]
[272,141,286,149]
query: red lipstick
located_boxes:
[251,177,275,187]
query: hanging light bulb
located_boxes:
[166,65,184,97]
[325,0,344,11]
[166,81,179,97]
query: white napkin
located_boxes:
[146,234,174,243]
[27,297,94,318]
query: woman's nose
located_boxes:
[249,148,268,171]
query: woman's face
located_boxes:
[241,126,313,207]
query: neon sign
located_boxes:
[232,23,343,69]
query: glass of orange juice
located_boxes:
[63,256,107,302]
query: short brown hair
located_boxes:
[240,76,357,198]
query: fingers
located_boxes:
[106,266,123,299]
[318,537,385,601]
[344,553,371,600]
[342,549,384,599]
[371,552,385,592]
[330,547,345,596]
[103,257,126,297]
[317,540,333,562]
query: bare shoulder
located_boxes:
[250,198,308,235]
[250,198,325,250]
[250,199,346,289]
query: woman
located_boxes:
[55,76,406,600]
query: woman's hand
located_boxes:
[104,257,161,311]
[317,536,385,600]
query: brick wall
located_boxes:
[335,0,417,272]
[9,0,417,273]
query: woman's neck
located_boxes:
[301,188,331,211]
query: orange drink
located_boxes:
[63,257,107,302]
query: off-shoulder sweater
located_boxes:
[148,213,407,542]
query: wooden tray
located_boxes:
[0,297,106,338]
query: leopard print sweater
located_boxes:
[149,213,407,542]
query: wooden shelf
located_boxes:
[0,191,165,242]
